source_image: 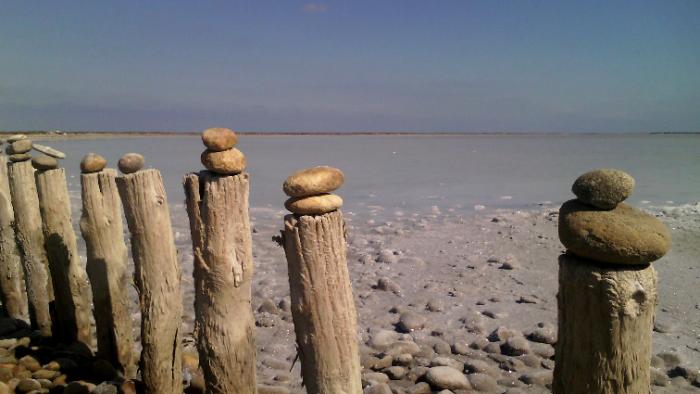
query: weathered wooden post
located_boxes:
[554,169,671,394]
[0,152,29,321]
[280,166,362,394]
[7,139,54,336]
[116,155,183,394]
[35,162,93,345]
[183,127,257,393]
[79,153,134,374]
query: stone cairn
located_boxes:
[553,169,671,393]
[280,166,363,394]
[183,127,257,394]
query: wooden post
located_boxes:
[553,254,657,394]
[35,168,93,345]
[79,168,134,373]
[282,210,362,394]
[183,171,257,394]
[0,155,29,321]
[8,160,53,335]
[116,168,183,394]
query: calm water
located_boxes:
[49,134,699,214]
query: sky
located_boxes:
[1,1,699,132]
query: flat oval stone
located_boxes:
[118,153,145,174]
[285,193,343,215]
[32,155,59,171]
[10,139,32,154]
[80,153,107,173]
[201,148,246,175]
[559,199,670,264]
[283,166,344,197]
[7,134,27,143]
[9,153,31,162]
[32,143,66,159]
[202,127,238,152]
[572,169,635,210]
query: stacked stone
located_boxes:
[283,166,345,215]
[558,168,670,264]
[200,127,246,175]
[554,168,672,394]
[2,134,66,171]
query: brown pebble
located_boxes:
[31,155,59,171]
[19,356,41,372]
[80,153,107,173]
[9,154,31,162]
[284,193,343,215]
[118,153,145,174]
[201,148,246,175]
[202,127,238,151]
[283,166,344,197]
[16,378,41,392]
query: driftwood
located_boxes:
[36,168,93,345]
[183,171,257,394]
[80,169,134,373]
[553,253,657,394]
[116,169,182,393]
[0,155,28,321]
[8,160,53,335]
[283,210,362,394]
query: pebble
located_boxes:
[397,312,426,333]
[80,153,107,173]
[383,366,406,380]
[558,200,671,264]
[526,322,557,345]
[200,148,246,175]
[363,383,392,394]
[468,373,500,392]
[10,139,32,154]
[284,194,343,215]
[283,166,344,197]
[430,357,463,371]
[9,153,31,162]
[572,169,635,210]
[464,359,500,378]
[7,134,27,143]
[657,352,683,368]
[201,127,237,151]
[519,370,553,386]
[500,336,530,356]
[651,367,670,386]
[376,278,402,295]
[31,155,59,171]
[424,366,471,390]
[31,144,66,159]
[118,153,145,174]
[16,378,41,392]
[407,382,431,394]
[369,329,400,350]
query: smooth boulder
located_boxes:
[201,148,246,175]
[201,127,238,151]
[283,166,344,197]
[80,153,107,173]
[10,139,32,154]
[424,366,471,390]
[572,169,635,210]
[9,153,31,162]
[32,155,59,171]
[559,200,670,264]
[284,193,343,215]
[7,134,27,143]
[118,153,145,174]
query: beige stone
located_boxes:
[202,127,238,151]
[558,200,670,264]
[201,148,246,175]
[6,134,27,143]
[285,193,343,215]
[31,155,58,171]
[118,153,144,174]
[80,153,107,173]
[32,144,66,159]
[572,169,635,210]
[283,166,344,197]
[10,140,32,154]
[9,154,30,162]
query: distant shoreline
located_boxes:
[0,130,698,141]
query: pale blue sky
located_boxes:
[1,1,698,132]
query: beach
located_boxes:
[4,133,700,392]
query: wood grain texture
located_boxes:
[116,169,182,394]
[554,253,656,394]
[0,155,29,321]
[80,169,134,374]
[283,210,362,394]
[184,171,257,394]
[8,160,53,335]
[36,168,93,345]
